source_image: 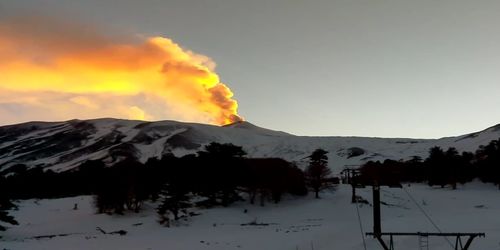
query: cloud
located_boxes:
[0,16,242,126]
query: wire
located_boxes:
[402,187,455,250]
[354,200,368,250]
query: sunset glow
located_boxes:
[0,18,242,125]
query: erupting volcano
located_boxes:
[0,17,243,126]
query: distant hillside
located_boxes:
[0,118,499,173]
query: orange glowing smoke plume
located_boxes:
[0,17,242,125]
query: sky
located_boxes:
[1,0,500,138]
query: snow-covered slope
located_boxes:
[2,182,500,250]
[0,118,499,172]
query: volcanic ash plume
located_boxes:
[0,17,243,125]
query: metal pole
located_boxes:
[373,184,381,237]
[463,235,476,250]
[352,184,357,203]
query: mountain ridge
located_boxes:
[0,118,499,173]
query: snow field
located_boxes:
[2,182,500,250]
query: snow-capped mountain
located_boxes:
[0,118,499,173]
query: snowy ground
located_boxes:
[2,182,500,250]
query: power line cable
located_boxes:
[402,187,455,249]
[355,200,368,250]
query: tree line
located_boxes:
[0,143,333,229]
[359,138,500,189]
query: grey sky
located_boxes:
[2,0,500,138]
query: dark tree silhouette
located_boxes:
[243,158,307,205]
[425,146,472,189]
[157,183,192,227]
[0,176,18,231]
[198,142,246,159]
[359,145,478,189]
[305,149,332,198]
[425,146,448,187]
[445,147,460,189]
[93,158,148,214]
[196,142,247,206]
[476,138,500,188]
[0,205,18,232]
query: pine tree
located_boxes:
[445,147,460,189]
[425,146,447,187]
[157,183,192,227]
[476,138,500,188]
[196,142,247,206]
[0,177,18,231]
[305,149,332,198]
